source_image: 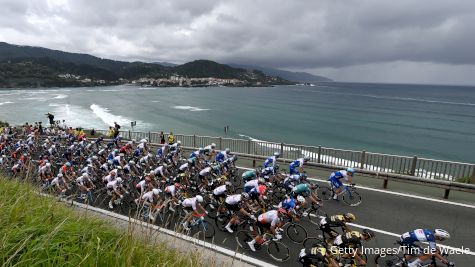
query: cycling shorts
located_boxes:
[329,177,343,189]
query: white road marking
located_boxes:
[236,167,475,209]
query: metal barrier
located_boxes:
[93,129,475,184]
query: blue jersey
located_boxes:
[290,158,304,169]
[264,156,276,168]
[216,151,228,163]
[281,198,297,210]
[329,170,349,181]
[400,229,437,250]
[157,147,166,158]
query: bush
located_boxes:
[0,120,9,127]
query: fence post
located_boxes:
[128,130,131,140]
[410,156,418,176]
[280,143,284,158]
[247,140,251,154]
[219,137,222,150]
[317,146,322,163]
[193,135,196,148]
[443,188,450,199]
[252,159,256,168]
[148,131,151,143]
[360,150,366,169]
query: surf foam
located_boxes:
[172,106,210,112]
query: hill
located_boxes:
[0,42,293,87]
[229,63,332,83]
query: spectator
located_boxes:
[160,131,165,144]
[91,128,96,136]
[167,132,176,145]
[113,122,121,138]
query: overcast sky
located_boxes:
[1,0,475,85]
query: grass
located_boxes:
[0,177,201,267]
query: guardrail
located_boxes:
[92,129,475,184]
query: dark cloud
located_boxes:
[1,0,475,83]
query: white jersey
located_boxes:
[258,210,280,227]
[225,194,242,205]
[213,184,227,195]
[153,166,165,177]
[137,180,147,193]
[165,184,177,196]
[106,180,120,190]
[141,191,154,203]
[179,163,189,171]
[244,179,259,189]
[182,197,198,210]
[199,167,212,176]
[51,177,64,186]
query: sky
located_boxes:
[1,0,475,85]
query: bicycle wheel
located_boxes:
[305,206,327,226]
[235,230,254,251]
[229,174,242,187]
[374,254,404,267]
[317,186,332,201]
[195,220,215,239]
[267,240,290,262]
[285,223,307,244]
[303,237,324,249]
[215,214,231,231]
[343,191,362,206]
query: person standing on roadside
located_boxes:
[113,122,121,138]
[168,132,176,145]
[159,131,165,144]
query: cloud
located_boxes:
[1,0,475,84]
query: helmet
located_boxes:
[129,160,135,165]
[116,177,123,183]
[91,141,95,144]
[225,148,230,154]
[297,195,306,203]
[131,139,136,143]
[303,156,310,162]
[258,178,266,184]
[162,163,168,168]
[57,173,63,178]
[152,188,160,196]
[195,195,204,203]
[274,152,280,158]
[241,192,250,199]
[362,229,375,239]
[83,173,89,178]
[114,149,119,153]
[346,168,356,174]
[344,213,356,222]
[119,153,124,157]
[66,162,72,167]
[434,229,450,240]
[110,170,117,176]
[225,181,232,186]
[92,156,98,160]
[45,163,51,168]
[177,140,181,145]
[211,143,216,148]
[199,147,204,151]
[147,153,152,157]
[108,160,113,165]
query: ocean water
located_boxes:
[0,83,474,162]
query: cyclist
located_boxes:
[139,188,161,223]
[292,182,322,206]
[247,208,286,252]
[333,229,375,266]
[263,152,280,168]
[216,148,230,163]
[244,177,265,193]
[157,144,168,161]
[222,192,256,233]
[279,195,306,221]
[319,213,356,242]
[328,168,355,200]
[181,195,207,230]
[299,243,340,267]
[289,156,310,175]
[107,177,124,209]
[399,229,453,267]
[189,147,204,160]
[50,173,69,195]
[241,169,258,182]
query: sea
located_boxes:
[1,82,474,163]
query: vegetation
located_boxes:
[0,42,294,87]
[0,177,201,267]
[0,120,9,127]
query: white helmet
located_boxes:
[129,160,135,165]
[434,229,450,240]
[274,152,280,158]
[211,143,216,148]
[162,163,168,168]
[92,156,98,160]
[195,195,204,203]
[225,148,230,154]
[45,163,51,168]
[116,177,123,183]
[57,173,63,178]
[83,173,89,178]
[177,140,181,145]
[297,195,306,203]
[152,188,160,196]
